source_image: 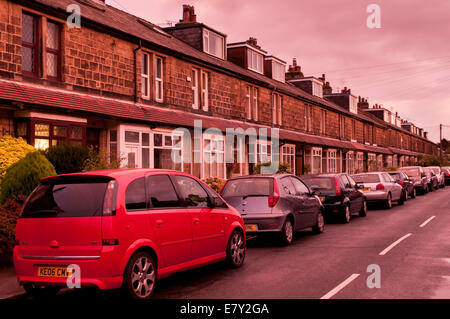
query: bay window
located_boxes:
[203,134,225,179]
[346,151,355,174]
[281,145,295,174]
[326,150,337,173]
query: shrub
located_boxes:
[83,146,121,171]
[418,155,448,167]
[0,151,56,203]
[44,143,90,174]
[204,177,227,193]
[0,195,25,267]
[0,136,35,180]
[253,162,292,174]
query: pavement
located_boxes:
[4,186,450,299]
[0,266,23,299]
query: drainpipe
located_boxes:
[133,40,142,104]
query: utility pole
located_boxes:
[440,124,443,158]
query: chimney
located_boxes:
[341,86,351,94]
[285,58,304,81]
[358,96,369,109]
[181,4,196,23]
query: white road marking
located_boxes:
[379,233,412,256]
[419,216,436,228]
[320,274,360,299]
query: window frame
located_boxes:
[145,174,182,210]
[200,70,209,111]
[247,49,264,74]
[203,29,225,59]
[21,12,40,77]
[154,56,164,102]
[141,52,151,100]
[45,19,62,81]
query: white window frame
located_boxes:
[368,153,376,171]
[271,60,285,82]
[272,93,282,125]
[246,86,251,120]
[201,71,209,111]
[152,129,184,172]
[203,29,225,59]
[349,95,358,114]
[311,147,322,174]
[252,87,258,121]
[326,149,337,173]
[154,56,163,102]
[281,144,296,174]
[192,68,199,109]
[356,152,364,172]
[202,133,225,179]
[346,151,355,174]
[141,52,150,100]
[247,49,263,74]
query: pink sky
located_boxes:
[108,0,450,143]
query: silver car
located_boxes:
[351,172,404,209]
[427,166,445,188]
[221,174,325,245]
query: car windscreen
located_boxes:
[400,168,420,177]
[302,177,334,190]
[21,179,109,218]
[221,178,273,198]
[352,174,380,183]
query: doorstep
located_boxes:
[0,267,24,299]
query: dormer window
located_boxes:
[270,60,285,82]
[203,29,224,59]
[247,49,263,74]
[312,81,323,98]
[349,95,358,114]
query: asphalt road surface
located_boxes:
[12,187,450,299]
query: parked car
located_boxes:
[220,174,325,245]
[427,166,445,188]
[423,167,439,191]
[388,171,416,199]
[398,166,428,195]
[443,167,450,186]
[351,172,404,209]
[14,169,246,299]
[301,174,367,223]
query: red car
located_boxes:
[14,169,246,299]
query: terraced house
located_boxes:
[0,0,438,179]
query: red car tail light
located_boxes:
[103,180,117,216]
[376,183,385,190]
[268,179,280,208]
[334,177,342,196]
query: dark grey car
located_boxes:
[220,174,325,245]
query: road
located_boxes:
[12,187,450,299]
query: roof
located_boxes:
[0,79,404,155]
[25,0,396,129]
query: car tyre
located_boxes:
[312,211,325,234]
[226,230,246,268]
[359,200,367,217]
[280,218,294,245]
[385,193,392,209]
[342,205,351,223]
[398,191,405,205]
[124,251,156,299]
[410,188,416,199]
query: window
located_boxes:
[271,60,285,82]
[203,134,225,179]
[349,95,358,114]
[247,49,263,73]
[22,12,38,76]
[146,175,180,208]
[246,86,251,119]
[346,151,355,174]
[290,177,310,195]
[192,68,199,109]
[312,148,322,174]
[252,87,258,121]
[326,150,337,173]
[201,71,209,111]
[312,82,323,98]
[281,145,295,174]
[356,152,364,172]
[31,121,84,150]
[305,105,313,132]
[109,130,118,164]
[153,132,183,171]
[246,86,258,121]
[272,93,282,125]
[203,29,224,59]
[281,177,296,195]
[141,53,150,99]
[339,116,346,139]
[46,20,61,80]
[368,153,377,171]
[320,109,326,135]
[126,178,147,211]
[351,119,356,141]
[173,175,209,208]
[155,56,163,102]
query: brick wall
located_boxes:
[0,0,21,78]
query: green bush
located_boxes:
[204,177,226,193]
[0,136,35,180]
[0,195,25,267]
[83,146,121,171]
[44,143,90,174]
[418,155,448,167]
[0,151,56,203]
[253,162,292,174]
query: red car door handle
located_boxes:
[193,218,200,225]
[156,220,163,227]
[50,240,59,248]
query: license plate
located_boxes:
[319,196,325,202]
[245,224,258,231]
[37,266,74,278]
[361,188,370,192]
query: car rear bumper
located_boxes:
[361,191,387,202]
[243,214,286,233]
[322,202,343,215]
[13,246,124,290]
